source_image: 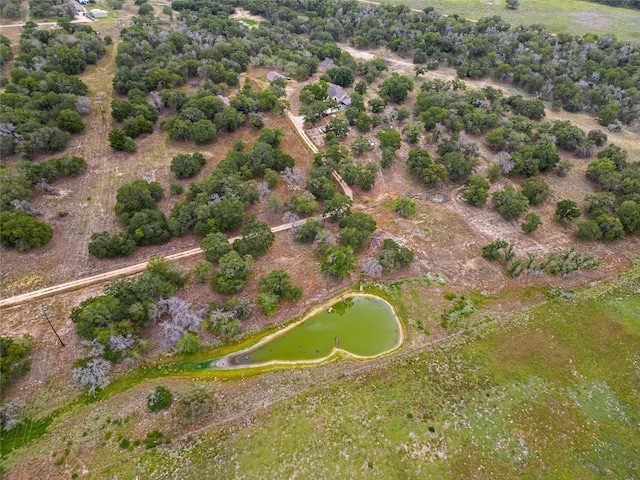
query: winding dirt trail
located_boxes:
[0,222,300,309]
[0,70,354,311]
[286,111,354,200]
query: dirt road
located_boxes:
[286,111,353,200]
[0,221,302,309]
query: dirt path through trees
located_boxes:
[0,222,304,309]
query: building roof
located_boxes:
[266,71,288,81]
[327,83,346,102]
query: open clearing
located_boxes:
[3,261,638,479]
[1,3,640,478]
[369,0,640,41]
[2,15,638,423]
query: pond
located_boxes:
[225,294,402,367]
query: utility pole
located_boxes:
[95,96,104,119]
[40,305,65,347]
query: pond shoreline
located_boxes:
[210,293,404,370]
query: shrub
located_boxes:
[552,160,572,177]
[170,182,184,195]
[190,119,217,145]
[264,169,278,189]
[249,114,264,129]
[108,128,136,152]
[378,239,414,274]
[57,109,85,133]
[88,231,137,258]
[16,155,87,184]
[392,198,417,218]
[115,180,163,215]
[575,220,603,241]
[548,247,600,275]
[492,186,529,220]
[175,387,213,425]
[257,270,303,315]
[585,192,616,217]
[554,199,581,223]
[293,219,324,243]
[338,212,376,251]
[482,239,508,261]
[487,162,501,182]
[0,335,34,388]
[521,213,542,234]
[144,430,165,449]
[380,148,396,169]
[123,115,153,138]
[587,129,607,146]
[595,214,625,241]
[0,210,53,252]
[200,232,231,262]
[321,246,357,280]
[170,153,206,179]
[286,192,318,214]
[462,175,490,206]
[177,332,200,354]
[138,2,153,15]
[125,209,171,246]
[192,260,213,283]
[147,386,172,412]
[438,152,477,181]
[616,200,640,234]
[232,217,275,257]
[520,177,550,206]
[258,292,280,316]
[212,251,252,294]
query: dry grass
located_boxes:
[1,28,639,479]
[5,266,638,479]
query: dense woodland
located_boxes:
[0,22,101,251]
[586,0,640,10]
[1,23,103,157]
[29,0,77,19]
[224,0,639,124]
[0,0,638,253]
[0,0,639,400]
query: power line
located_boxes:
[40,305,65,347]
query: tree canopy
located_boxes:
[492,186,529,220]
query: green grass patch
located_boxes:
[390,0,640,41]
[0,416,53,457]
[115,267,640,479]
[5,262,639,478]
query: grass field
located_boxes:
[148,266,638,479]
[2,3,640,476]
[16,260,633,479]
[376,0,640,41]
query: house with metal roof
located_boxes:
[266,71,289,82]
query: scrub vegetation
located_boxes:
[1,0,640,477]
[3,262,637,478]
[182,274,638,480]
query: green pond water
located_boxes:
[232,295,400,365]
